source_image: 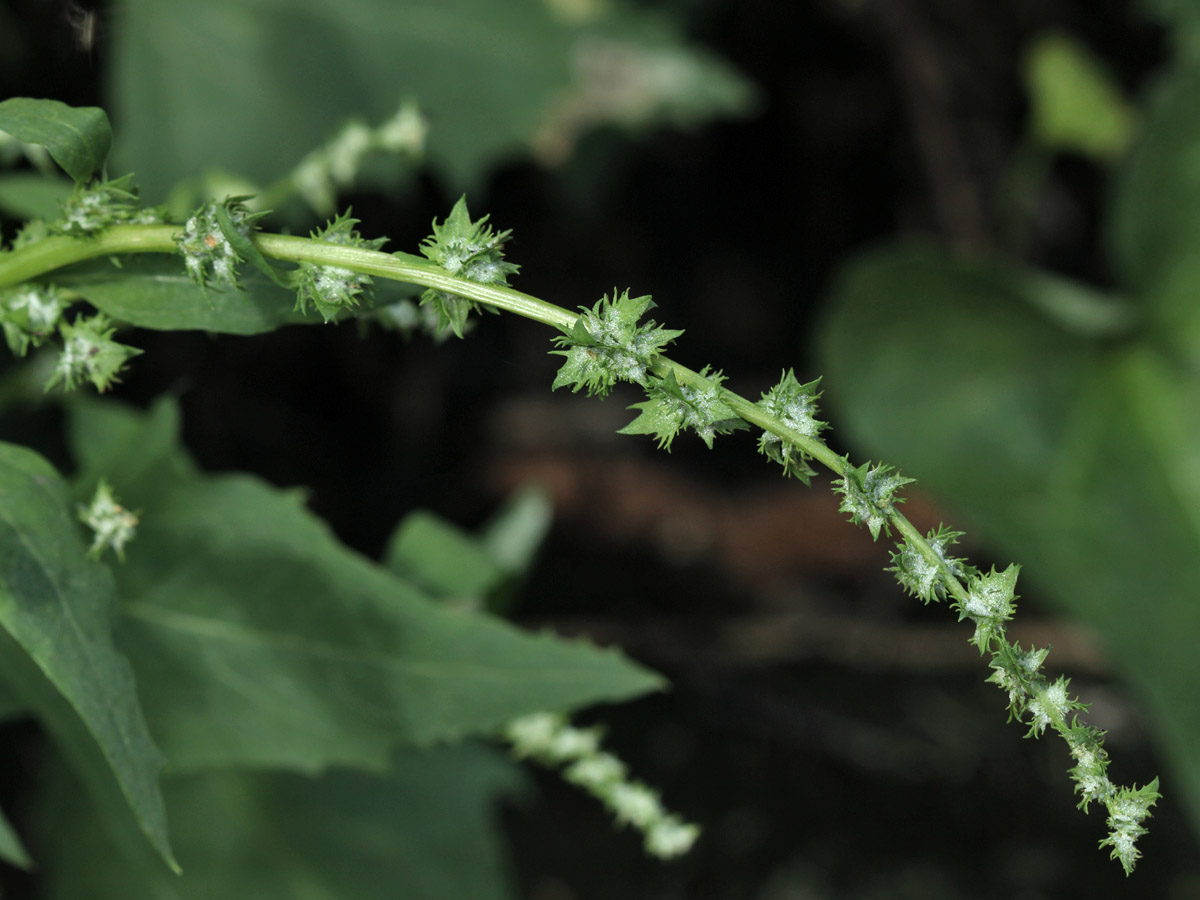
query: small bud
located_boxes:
[45,314,141,393]
[78,480,138,561]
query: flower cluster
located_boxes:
[291,101,427,215]
[77,480,138,560]
[0,283,67,356]
[756,370,827,483]
[832,461,916,540]
[504,712,700,859]
[619,367,746,449]
[175,197,265,288]
[294,212,388,322]
[54,174,164,236]
[551,289,683,397]
[44,313,141,393]
[888,525,974,603]
[418,197,519,337]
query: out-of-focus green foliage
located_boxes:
[817,40,1200,849]
[107,0,756,199]
[1023,32,1135,162]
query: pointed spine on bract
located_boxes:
[294,210,388,322]
[418,196,519,338]
[619,367,747,450]
[756,369,827,483]
[550,289,683,397]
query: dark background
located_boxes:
[2,0,1196,897]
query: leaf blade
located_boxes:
[0,442,174,870]
[0,97,112,184]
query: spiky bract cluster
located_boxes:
[44,313,141,393]
[888,525,973,602]
[833,461,915,540]
[418,196,519,337]
[620,367,746,449]
[175,197,266,288]
[551,289,683,397]
[294,212,388,322]
[0,283,67,356]
[889,523,1160,872]
[54,174,164,236]
[292,101,427,215]
[756,370,827,482]
[77,480,138,561]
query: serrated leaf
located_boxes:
[0,98,111,184]
[53,256,310,334]
[65,399,662,773]
[43,744,524,900]
[0,443,174,870]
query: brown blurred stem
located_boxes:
[882,0,991,250]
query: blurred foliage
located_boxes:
[107,0,756,200]
[816,23,1200,857]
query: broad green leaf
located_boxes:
[0,98,111,184]
[65,398,662,773]
[54,256,310,334]
[0,172,73,221]
[0,443,175,870]
[1108,64,1200,364]
[44,744,523,900]
[0,802,31,870]
[816,243,1200,842]
[1022,32,1134,162]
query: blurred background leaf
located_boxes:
[42,743,525,900]
[107,0,755,200]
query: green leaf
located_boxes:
[384,509,507,602]
[0,98,112,184]
[478,485,553,578]
[107,0,576,196]
[43,744,524,900]
[1022,32,1135,162]
[65,399,662,773]
[0,443,174,870]
[0,172,74,221]
[107,0,753,198]
[1108,63,1200,363]
[53,256,310,334]
[816,242,1200,853]
[0,802,32,870]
